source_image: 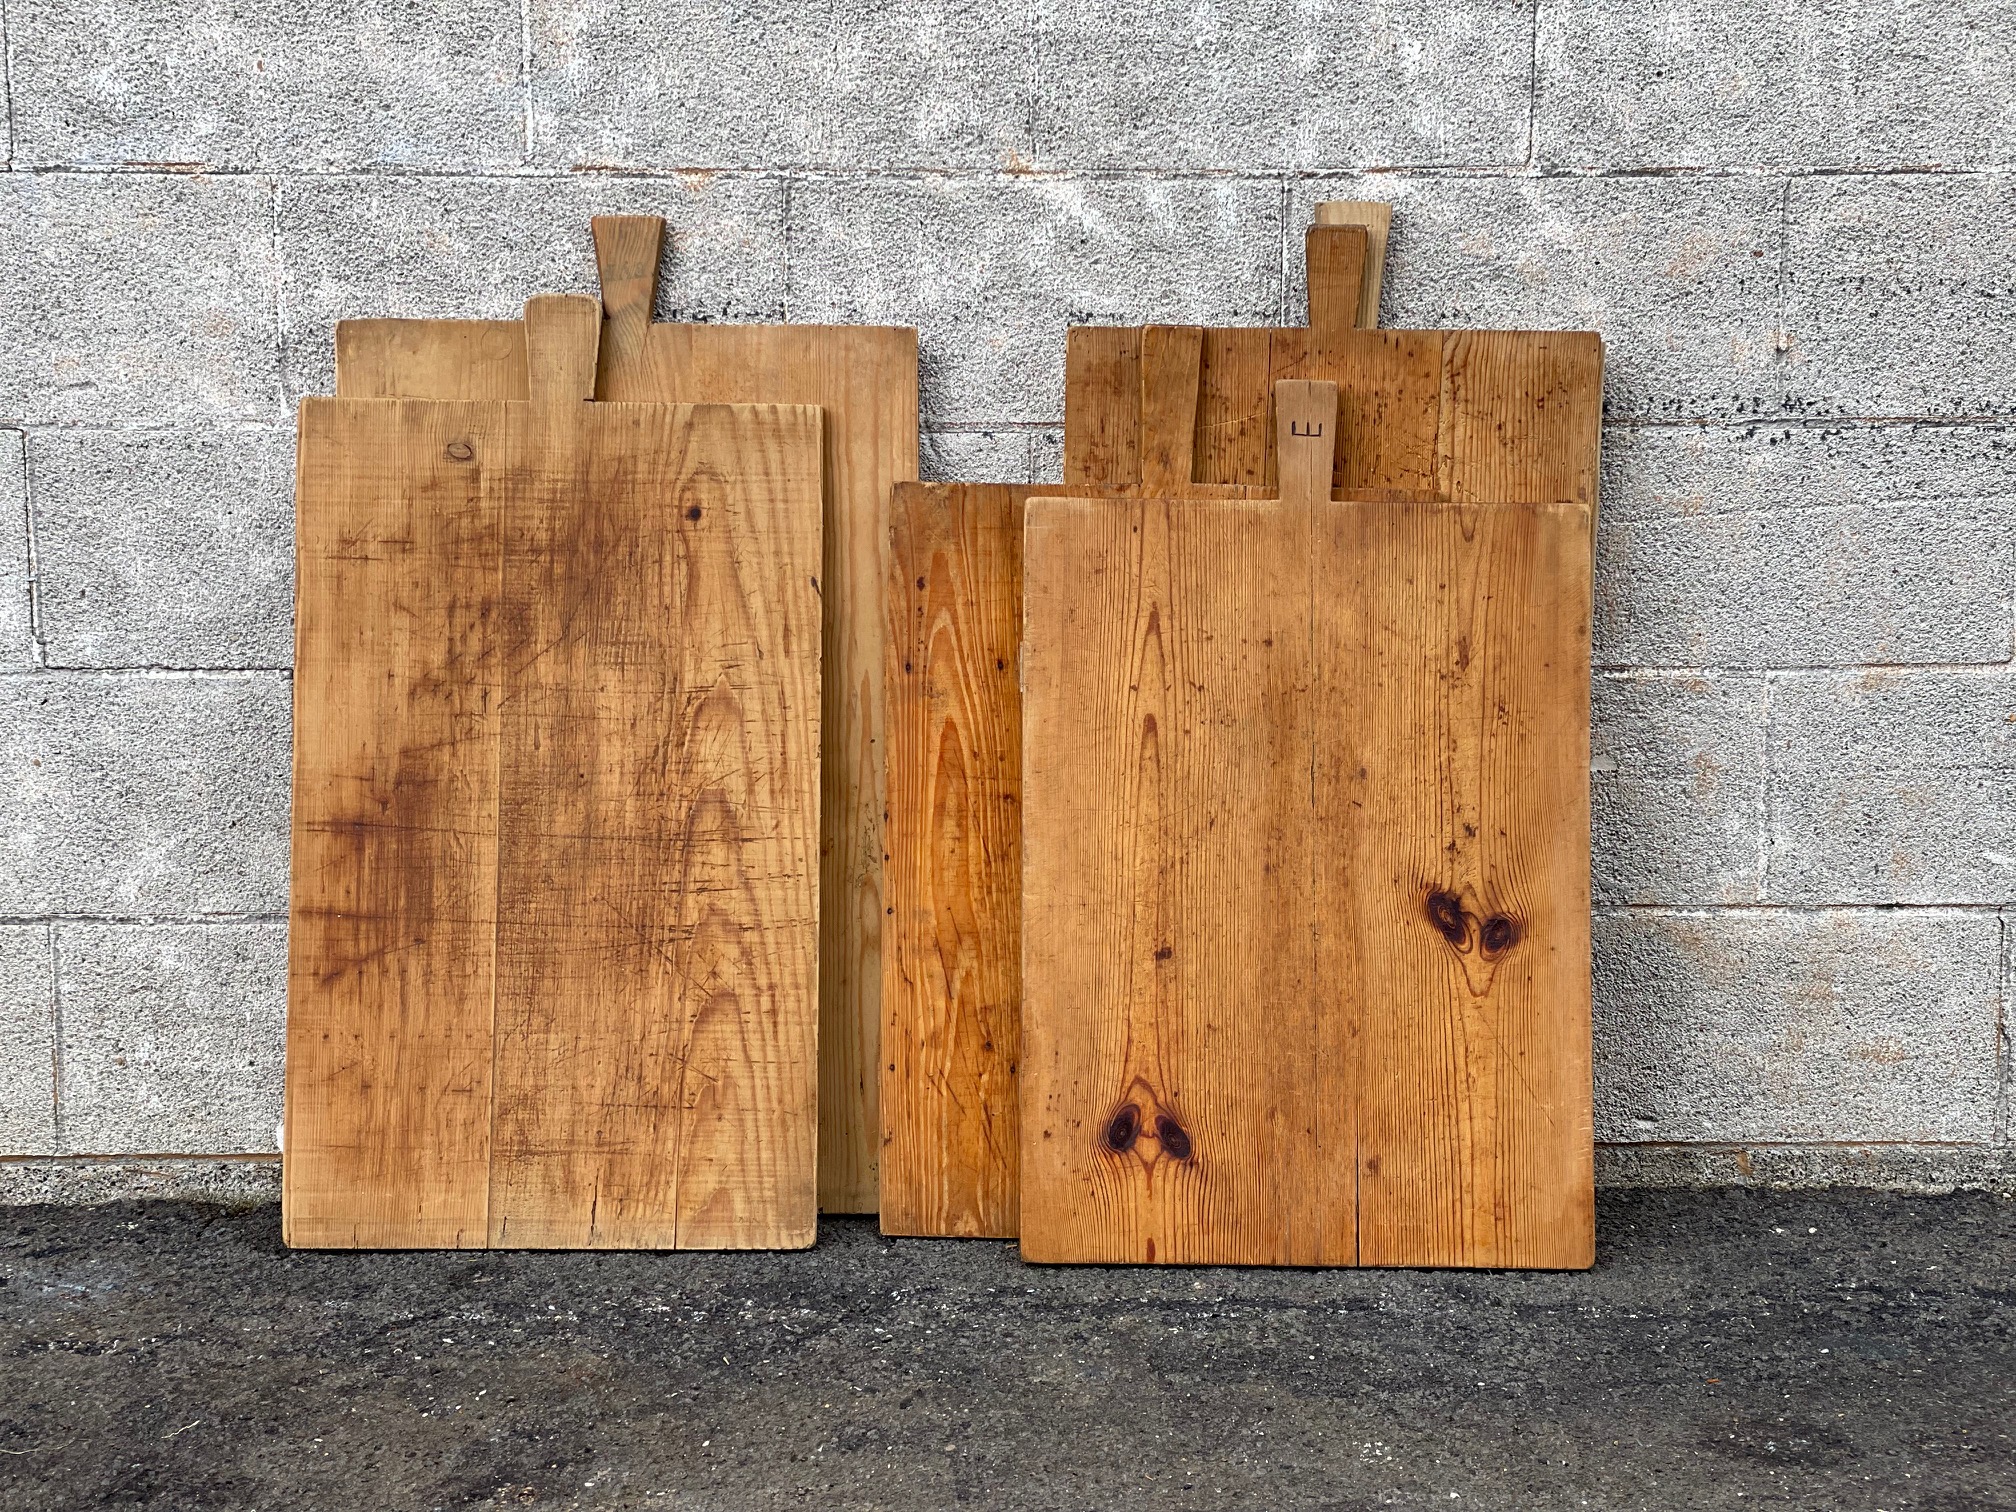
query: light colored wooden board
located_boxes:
[337,319,528,400]
[1305,223,1371,344]
[1019,383,1594,1268]
[287,298,825,1249]
[881,483,1025,1238]
[332,219,920,1214]
[284,398,505,1249]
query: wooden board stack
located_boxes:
[283,202,1602,1266]
[883,202,1604,1266]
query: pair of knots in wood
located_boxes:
[1425,888,1523,959]
[1103,1099,1192,1162]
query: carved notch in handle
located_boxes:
[1274,380,1339,508]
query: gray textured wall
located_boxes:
[1,0,2011,1203]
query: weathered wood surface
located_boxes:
[288,297,826,1249]
[332,220,920,1214]
[1019,382,1595,1268]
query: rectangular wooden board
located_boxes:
[881,483,1026,1237]
[285,394,824,1249]
[1018,491,1595,1268]
[1062,327,1604,509]
[335,285,918,1216]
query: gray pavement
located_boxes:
[1,1188,2011,1510]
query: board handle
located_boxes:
[1138,324,1203,490]
[1311,200,1393,330]
[591,215,665,397]
[1274,380,1339,508]
[1306,224,1370,343]
[525,294,602,405]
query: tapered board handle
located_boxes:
[1275,380,1339,507]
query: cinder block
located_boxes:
[1593,672,1766,906]
[0,926,56,1156]
[1030,428,1065,485]
[1769,669,2016,904]
[278,175,787,400]
[0,174,279,424]
[1290,175,1781,421]
[0,1156,281,1205]
[1594,909,1999,1142]
[1597,1142,2013,1195]
[57,922,286,1155]
[1032,0,1529,170]
[1,430,31,666]
[1783,176,2016,419]
[1599,421,2016,524]
[790,176,1282,425]
[0,673,290,916]
[9,0,523,170]
[921,429,1036,485]
[29,426,294,670]
[1596,426,2014,668]
[1534,0,2016,171]
[529,0,1033,171]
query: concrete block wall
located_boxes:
[1,0,2010,1203]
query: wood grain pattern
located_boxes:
[332,222,920,1213]
[285,398,506,1249]
[1312,199,1393,329]
[1305,224,1370,343]
[1020,386,1595,1268]
[1072,325,1602,507]
[286,320,825,1248]
[881,483,1025,1237]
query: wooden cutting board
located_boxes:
[285,295,825,1250]
[1018,382,1595,1267]
[1062,210,1601,507]
[877,210,1389,1241]
[334,219,919,1215]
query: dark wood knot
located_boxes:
[1479,914,1522,958]
[1424,889,1468,946]
[1103,1103,1141,1154]
[1154,1115,1193,1161]
[684,504,702,521]
[445,440,474,462]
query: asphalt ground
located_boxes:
[1,1187,2010,1511]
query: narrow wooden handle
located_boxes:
[1138,324,1203,490]
[1306,225,1370,342]
[1274,380,1339,508]
[1311,200,1392,330]
[591,215,663,398]
[524,294,602,405]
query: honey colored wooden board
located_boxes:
[1064,324,1603,504]
[333,220,920,1214]
[1019,383,1594,1268]
[286,298,825,1249]
[1061,210,1600,505]
[882,478,1314,1240]
[881,483,1026,1238]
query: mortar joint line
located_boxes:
[519,0,534,165]
[47,921,62,1154]
[12,424,42,668]
[1523,0,1542,171]
[1758,670,1775,903]
[0,0,15,171]
[1996,909,2011,1147]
